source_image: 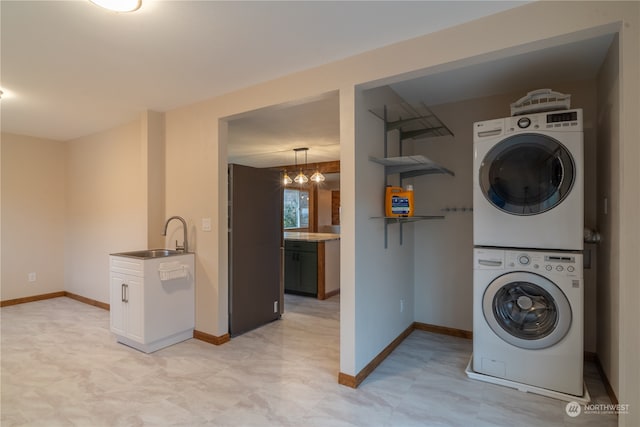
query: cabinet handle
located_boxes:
[121,283,129,303]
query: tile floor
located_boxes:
[1,295,616,426]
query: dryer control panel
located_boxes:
[503,109,583,135]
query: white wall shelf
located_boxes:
[369,155,454,179]
[369,103,454,248]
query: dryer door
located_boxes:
[483,272,571,350]
[479,133,575,215]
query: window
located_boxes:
[283,189,309,229]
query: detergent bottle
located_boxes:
[385,185,414,217]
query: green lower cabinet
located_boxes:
[284,241,318,297]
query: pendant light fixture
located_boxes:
[283,147,325,185]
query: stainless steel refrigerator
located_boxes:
[228,163,283,336]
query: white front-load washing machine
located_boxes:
[473,247,584,396]
[473,109,584,250]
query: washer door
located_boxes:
[479,133,575,215]
[483,272,572,350]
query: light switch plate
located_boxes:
[202,218,212,232]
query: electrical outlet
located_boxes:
[202,217,212,232]
[274,300,278,313]
[400,299,404,313]
[28,272,37,282]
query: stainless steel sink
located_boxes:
[111,249,185,259]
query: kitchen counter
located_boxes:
[283,232,340,242]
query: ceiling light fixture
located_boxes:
[89,0,141,12]
[0,87,15,100]
[284,147,325,186]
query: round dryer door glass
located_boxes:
[482,272,572,350]
[479,133,575,215]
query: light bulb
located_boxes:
[294,172,308,184]
[310,171,325,183]
[283,172,293,185]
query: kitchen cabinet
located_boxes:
[285,241,318,297]
[284,232,340,300]
[109,253,195,353]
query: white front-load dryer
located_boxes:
[472,248,584,396]
[473,109,584,250]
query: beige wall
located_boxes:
[142,111,166,249]
[1,134,66,300]
[317,189,332,228]
[617,6,640,419]
[65,120,147,303]
[596,34,621,402]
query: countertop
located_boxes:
[284,232,341,242]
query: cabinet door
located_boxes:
[110,273,144,342]
[298,250,318,295]
[284,250,300,292]
[110,275,127,336]
[124,277,144,342]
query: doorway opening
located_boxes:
[226,90,341,337]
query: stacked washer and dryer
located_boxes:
[470,92,587,400]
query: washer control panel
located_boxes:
[505,251,581,277]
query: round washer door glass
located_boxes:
[479,133,575,215]
[482,272,572,350]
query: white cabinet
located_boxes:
[110,273,143,342]
[109,253,195,353]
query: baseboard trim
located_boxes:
[322,289,340,300]
[1,291,110,310]
[193,330,230,346]
[1,291,66,307]
[413,322,473,339]
[339,324,414,388]
[339,322,472,388]
[64,292,109,311]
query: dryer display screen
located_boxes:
[547,111,578,123]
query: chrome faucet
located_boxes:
[162,216,189,253]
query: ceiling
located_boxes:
[2,1,614,171]
[227,32,614,168]
[389,33,616,107]
[227,92,340,168]
[0,0,525,142]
